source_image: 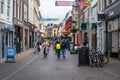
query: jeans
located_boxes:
[61,49,66,58]
[56,49,60,59]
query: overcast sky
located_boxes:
[39,0,74,24]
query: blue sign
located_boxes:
[6,47,16,58]
[6,24,13,31]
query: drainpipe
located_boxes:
[105,21,109,57]
[0,29,2,62]
[118,19,120,60]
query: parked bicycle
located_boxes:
[89,48,109,67]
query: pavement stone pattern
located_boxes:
[0,47,120,80]
[15,49,34,62]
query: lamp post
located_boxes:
[71,21,77,52]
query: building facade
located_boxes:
[13,0,29,53]
[46,23,54,38]
[33,0,41,41]
[0,0,13,61]
[103,0,120,59]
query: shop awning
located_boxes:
[33,25,38,28]
[81,23,87,30]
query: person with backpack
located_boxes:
[55,39,61,59]
[61,39,67,59]
[65,39,70,51]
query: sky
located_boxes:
[39,0,74,25]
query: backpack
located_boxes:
[56,43,61,49]
[61,42,66,48]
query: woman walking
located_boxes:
[42,39,49,58]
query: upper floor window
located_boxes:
[7,6,10,17]
[13,0,16,17]
[7,0,10,5]
[24,4,27,21]
[106,0,117,7]
[1,1,4,14]
[7,0,10,17]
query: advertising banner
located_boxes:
[6,47,15,58]
[5,47,16,63]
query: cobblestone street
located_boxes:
[0,48,120,80]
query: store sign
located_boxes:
[5,24,13,31]
[108,11,114,17]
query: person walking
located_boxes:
[65,39,70,51]
[61,39,67,59]
[42,39,49,58]
[37,40,41,53]
[34,40,37,53]
[55,39,61,59]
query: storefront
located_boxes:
[28,23,34,48]
[13,18,24,54]
[0,22,14,61]
[104,0,120,59]
[14,25,23,53]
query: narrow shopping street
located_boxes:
[0,47,120,80]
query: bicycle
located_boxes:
[89,48,109,67]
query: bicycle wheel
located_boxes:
[102,56,109,64]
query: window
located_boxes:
[13,0,16,17]
[7,0,10,17]
[20,0,22,20]
[24,4,27,21]
[7,0,10,5]
[1,1,4,14]
[106,0,112,6]
[7,6,10,17]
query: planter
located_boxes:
[70,27,77,33]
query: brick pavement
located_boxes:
[103,58,120,76]
[15,48,34,62]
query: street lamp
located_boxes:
[71,21,77,52]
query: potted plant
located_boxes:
[64,33,68,37]
[70,26,78,33]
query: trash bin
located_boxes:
[78,46,89,66]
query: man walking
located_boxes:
[61,39,67,59]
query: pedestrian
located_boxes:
[65,39,70,51]
[37,40,41,53]
[42,39,49,58]
[34,40,37,53]
[55,39,61,59]
[61,39,67,59]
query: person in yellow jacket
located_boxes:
[55,39,61,59]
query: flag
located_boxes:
[84,1,91,7]
[42,23,46,28]
[76,1,90,7]
[77,2,86,7]
[64,18,71,31]
[55,1,75,6]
